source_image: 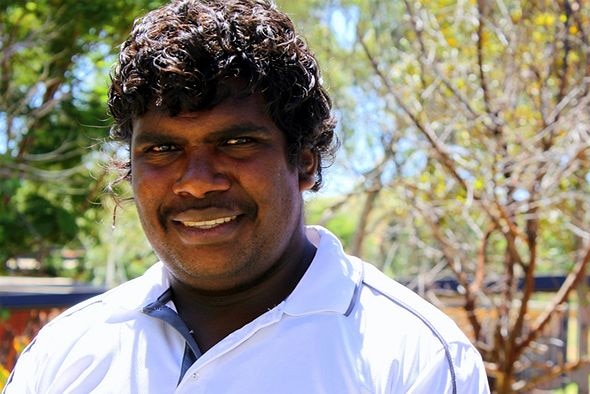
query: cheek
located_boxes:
[131,176,150,211]
[238,164,295,213]
[133,163,173,193]
[269,170,303,217]
[132,168,167,218]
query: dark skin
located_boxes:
[131,95,319,353]
[171,239,316,352]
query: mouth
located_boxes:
[177,215,238,230]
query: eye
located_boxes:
[148,144,178,153]
[224,137,254,146]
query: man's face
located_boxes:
[131,94,315,293]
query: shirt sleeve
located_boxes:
[3,339,43,394]
[400,341,490,394]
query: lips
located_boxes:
[168,210,244,246]
[158,196,256,246]
[179,215,238,230]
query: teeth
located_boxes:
[182,216,237,229]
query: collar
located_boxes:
[101,260,171,322]
[282,226,363,317]
[103,225,362,319]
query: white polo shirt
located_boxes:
[5,226,489,393]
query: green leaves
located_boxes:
[0,0,166,274]
[22,194,78,243]
[286,1,590,389]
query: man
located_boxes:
[6,0,489,392]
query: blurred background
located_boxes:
[1,1,589,392]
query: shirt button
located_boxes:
[192,372,199,380]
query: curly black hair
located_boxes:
[108,0,337,190]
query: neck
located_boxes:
[169,235,317,352]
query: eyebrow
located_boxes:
[133,122,273,146]
[132,131,187,147]
[205,123,272,141]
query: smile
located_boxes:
[180,216,238,230]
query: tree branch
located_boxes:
[517,243,590,352]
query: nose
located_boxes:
[172,149,231,198]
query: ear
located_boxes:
[298,148,318,191]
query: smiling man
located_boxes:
[6,0,489,393]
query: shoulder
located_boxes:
[5,263,169,392]
[359,261,467,343]
[353,259,489,393]
[304,226,488,392]
[36,261,167,333]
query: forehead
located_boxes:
[132,94,277,140]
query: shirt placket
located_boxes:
[175,304,285,393]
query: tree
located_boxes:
[0,0,163,274]
[282,0,590,391]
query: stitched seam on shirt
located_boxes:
[362,281,458,394]
[344,262,364,317]
[40,299,104,328]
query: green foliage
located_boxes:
[289,0,590,276]
[0,0,587,388]
[285,0,590,390]
[305,196,358,247]
[83,196,156,286]
[0,0,166,275]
